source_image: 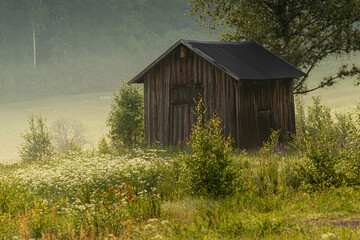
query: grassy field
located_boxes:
[0,142,359,239]
[0,79,359,238]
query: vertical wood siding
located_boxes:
[142,44,295,148]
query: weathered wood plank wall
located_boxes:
[142,44,295,148]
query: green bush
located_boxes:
[295,96,334,141]
[295,130,345,190]
[179,99,235,198]
[97,136,113,155]
[295,96,357,146]
[350,102,360,140]
[338,145,360,186]
[107,84,144,148]
[338,103,360,186]
[306,96,334,137]
[18,114,54,162]
[333,112,357,144]
[295,98,360,189]
[0,178,33,216]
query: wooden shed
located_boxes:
[128,39,307,148]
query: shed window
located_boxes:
[170,83,203,105]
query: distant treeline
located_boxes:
[0,0,211,103]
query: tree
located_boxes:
[51,118,87,154]
[189,0,360,94]
[107,84,144,148]
[19,114,54,162]
[26,0,48,69]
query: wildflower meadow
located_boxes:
[0,95,360,239]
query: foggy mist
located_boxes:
[0,0,212,162]
[0,0,358,163]
[0,0,212,103]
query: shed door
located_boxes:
[170,83,203,146]
[258,109,273,143]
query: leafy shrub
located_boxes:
[295,97,333,141]
[107,84,144,148]
[19,114,54,162]
[333,112,357,144]
[295,96,307,138]
[0,178,33,216]
[295,96,357,146]
[97,136,113,155]
[295,130,345,190]
[295,99,360,189]
[179,99,235,198]
[338,145,360,186]
[306,96,334,137]
[337,103,360,186]
[350,102,360,140]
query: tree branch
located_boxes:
[293,63,318,91]
[294,64,360,94]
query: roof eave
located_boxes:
[128,39,187,85]
[128,39,307,84]
[251,41,308,78]
[128,39,242,84]
[182,40,306,80]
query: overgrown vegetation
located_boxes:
[179,99,236,197]
[294,97,360,190]
[18,114,54,162]
[2,98,360,238]
[107,84,144,148]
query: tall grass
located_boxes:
[0,99,359,238]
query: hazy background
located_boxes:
[0,0,215,103]
[0,0,359,162]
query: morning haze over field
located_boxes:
[0,0,359,162]
[1,1,360,238]
[0,0,212,162]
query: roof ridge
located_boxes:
[129,39,307,84]
[183,39,255,45]
[185,40,306,78]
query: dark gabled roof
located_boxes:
[128,39,307,84]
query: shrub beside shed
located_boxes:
[128,39,307,148]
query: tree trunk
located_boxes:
[32,26,37,70]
